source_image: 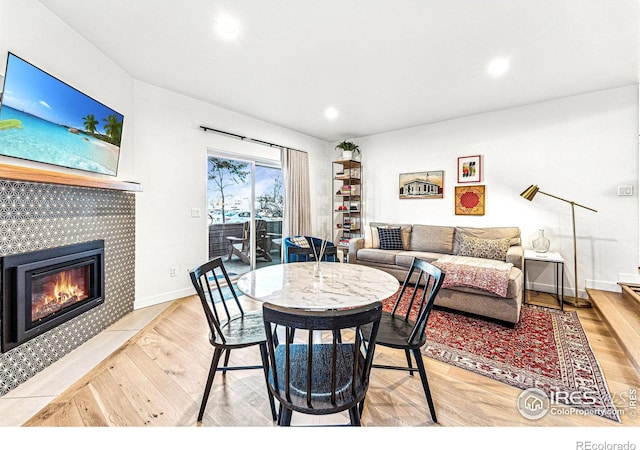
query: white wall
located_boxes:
[352,85,639,297]
[132,81,330,308]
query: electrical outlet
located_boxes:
[617,185,633,196]
[170,266,178,277]
[191,208,201,218]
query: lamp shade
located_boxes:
[520,185,539,201]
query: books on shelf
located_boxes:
[335,168,360,179]
[338,185,361,196]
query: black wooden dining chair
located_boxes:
[189,257,277,423]
[262,301,382,426]
[360,257,445,423]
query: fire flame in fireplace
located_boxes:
[53,271,85,303]
[32,268,89,322]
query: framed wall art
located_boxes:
[455,184,485,215]
[457,155,482,183]
[399,171,444,199]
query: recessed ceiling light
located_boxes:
[487,57,510,77]
[215,15,240,40]
[325,107,339,120]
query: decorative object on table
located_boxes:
[520,184,597,308]
[532,228,551,253]
[381,287,620,423]
[399,171,444,199]
[454,184,485,215]
[335,140,360,161]
[457,155,482,183]
[311,237,328,277]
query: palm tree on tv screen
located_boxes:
[103,114,123,145]
[83,114,99,134]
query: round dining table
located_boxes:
[236,261,400,310]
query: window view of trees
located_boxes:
[207,156,283,224]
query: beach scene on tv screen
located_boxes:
[0,54,122,176]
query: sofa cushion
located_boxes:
[356,248,401,265]
[378,227,404,250]
[409,224,455,254]
[458,235,510,261]
[370,222,412,250]
[363,225,381,249]
[395,251,448,267]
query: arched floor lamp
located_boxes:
[520,185,597,308]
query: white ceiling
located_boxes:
[38,0,639,143]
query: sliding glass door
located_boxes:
[206,152,283,277]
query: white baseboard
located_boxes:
[617,272,640,285]
[527,280,620,299]
[585,279,622,293]
[134,287,194,310]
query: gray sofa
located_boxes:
[348,222,524,325]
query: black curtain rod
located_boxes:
[200,125,305,153]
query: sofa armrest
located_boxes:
[506,245,524,270]
[348,237,365,263]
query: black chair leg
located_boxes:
[222,349,231,375]
[412,348,437,423]
[348,406,362,426]
[280,407,293,426]
[277,404,284,425]
[358,397,366,417]
[198,348,223,422]
[259,343,278,421]
[405,349,414,376]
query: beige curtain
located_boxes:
[282,148,312,239]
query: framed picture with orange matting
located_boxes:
[455,184,485,215]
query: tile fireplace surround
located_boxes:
[0,178,136,396]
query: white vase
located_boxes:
[342,150,353,160]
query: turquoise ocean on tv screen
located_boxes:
[0,106,119,176]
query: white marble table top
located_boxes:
[236,262,400,310]
[524,249,565,263]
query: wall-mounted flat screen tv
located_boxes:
[0,52,123,176]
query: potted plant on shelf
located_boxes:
[335,140,360,161]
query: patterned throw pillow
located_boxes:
[458,235,510,261]
[378,227,404,250]
[289,236,310,248]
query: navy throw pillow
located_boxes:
[378,227,404,250]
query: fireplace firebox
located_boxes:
[1,240,105,352]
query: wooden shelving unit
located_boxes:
[0,163,142,192]
[332,158,361,262]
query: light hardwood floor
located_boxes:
[16,289,639,431]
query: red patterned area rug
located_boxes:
[382,287,621,422]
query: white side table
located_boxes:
[523,249,564,310]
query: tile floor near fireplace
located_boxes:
[0,300,171,426]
